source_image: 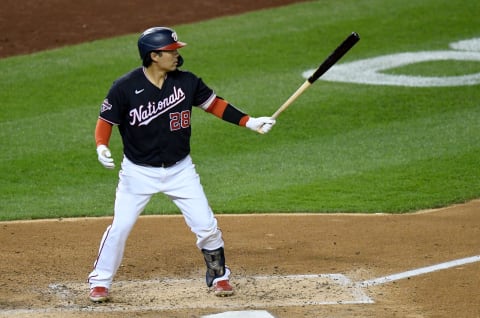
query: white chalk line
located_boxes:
[359,255,480,287]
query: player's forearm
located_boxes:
[95,118,113,146]
[204,97,249,126]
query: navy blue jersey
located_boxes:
[99,67,215,166]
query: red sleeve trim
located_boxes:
[95,118,113,147]
[239,115,250,127]
[205,98,228,118]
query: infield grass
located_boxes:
[1,0,479,220]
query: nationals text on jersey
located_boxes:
[130,86,186,126]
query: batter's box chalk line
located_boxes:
[358,255,480,287]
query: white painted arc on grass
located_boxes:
[359,255,480,287]
[302,37,480,87]
[319,51,480,87]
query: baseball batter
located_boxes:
[87,27,276,302]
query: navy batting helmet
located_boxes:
[137,27,187,60]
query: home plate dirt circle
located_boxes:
[39,274,371,314]
[0,274,371,316]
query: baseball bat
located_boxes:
[258,32,360,133]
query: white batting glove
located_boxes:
[246,117,276,134]
[96,145,115,169]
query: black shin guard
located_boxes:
[201,247,226,287]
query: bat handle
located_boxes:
[271,81,311,118]
[257,81,311,133]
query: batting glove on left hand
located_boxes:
[96,145,115,169]
[246,117,276,134]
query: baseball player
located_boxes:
[88,26,276,302]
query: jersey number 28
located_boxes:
[169,110,190,131]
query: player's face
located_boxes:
[154,50,180,71]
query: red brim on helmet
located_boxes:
[158,41,187,50]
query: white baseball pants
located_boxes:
[88,155,226,289]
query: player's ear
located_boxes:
[142,51,157,67]
[149,51,162,64]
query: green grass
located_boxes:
[1,0,479,220]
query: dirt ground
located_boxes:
[1,202,480,317]
[1,1,480,317]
